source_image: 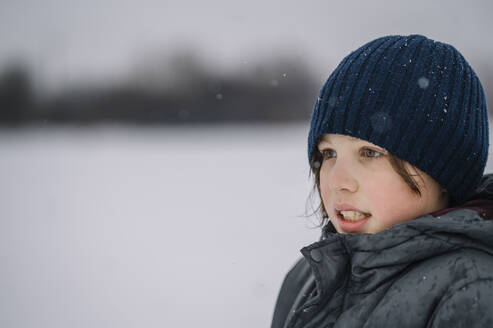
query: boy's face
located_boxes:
[317,133,448,234]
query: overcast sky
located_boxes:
[1,0,492,91]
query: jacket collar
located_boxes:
[304,210,493,297]
[431,174,493,220]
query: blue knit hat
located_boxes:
[308,34,489,205]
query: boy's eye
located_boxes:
[319,148,384,159]
[320,149,336,159]
[362,148,383,158]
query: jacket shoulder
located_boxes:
[271,257,312,328]
[427,249,493,327]
[428,272,493,327]
[366,248,493,327]
[420,248,493,284]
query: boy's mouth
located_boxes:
[335,209,372,233]
[338,210,370,221]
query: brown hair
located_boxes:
[308,147,427,226]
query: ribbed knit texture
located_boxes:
[308,34,489,205]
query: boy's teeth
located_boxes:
[340,210,369,221]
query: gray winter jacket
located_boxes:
[272,174,493,328]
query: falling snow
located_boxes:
[178,109,190,119]
[370,111,393,133]
[328,96,338,107]
[418,77,430,89]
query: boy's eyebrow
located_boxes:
[320,136,388,152]
[321,135,360,143]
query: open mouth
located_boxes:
[335,210,372,233]
[337,210,371,222]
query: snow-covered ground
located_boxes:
[0,123,321,328]
[1,123,493,328]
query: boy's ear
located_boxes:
[441,189,451,206]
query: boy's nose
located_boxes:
[327,162,358,193]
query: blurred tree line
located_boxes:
[0,52,319,125]
[1,52,493,126]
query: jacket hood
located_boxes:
[432,173,493,220]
